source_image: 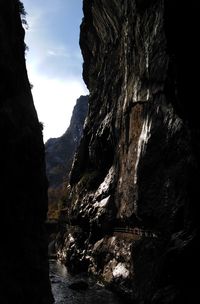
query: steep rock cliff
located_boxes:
[0,1,53,303]
[45,95,88,189]
[59,1,200,303]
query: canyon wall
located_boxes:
[0,1,53,303]
[59,0,200,303]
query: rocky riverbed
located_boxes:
[50,260,126,304]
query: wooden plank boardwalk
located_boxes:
[113,227,158,240]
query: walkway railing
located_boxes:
[113,227,158,238]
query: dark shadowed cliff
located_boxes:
[0,1,53,303]
[45,95,88,189]
[58,1,200,303]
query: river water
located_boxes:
[50,260,124,304]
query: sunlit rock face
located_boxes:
[0,1,53,303]
[60,0,200,303]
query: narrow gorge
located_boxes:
[45,95,88,220]
[1,0,200,304]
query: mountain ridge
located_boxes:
[45,95,88,189]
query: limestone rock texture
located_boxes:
[59,1,200,303]
[0,1,53,303]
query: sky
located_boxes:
[22,0,88,142]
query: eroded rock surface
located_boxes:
[58,1,200,303]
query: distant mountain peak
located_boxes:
[45,95,88,189]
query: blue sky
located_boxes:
[23,0,88,141]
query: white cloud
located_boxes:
[47,50,57,56]
[47,47,71,58]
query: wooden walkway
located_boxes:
[113,227,158,240]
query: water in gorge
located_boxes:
[50,260,125,304]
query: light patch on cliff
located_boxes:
[134,115,152,185]
[113,263,130,279]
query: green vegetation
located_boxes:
[39,121,44,131]
[18,1,28,29]
[18,0,26,17]
[48,185,68,220]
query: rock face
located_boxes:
[58,1,200,303]
[45,95,88,189]
[0,1,53,303]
